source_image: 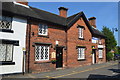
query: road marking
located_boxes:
[47,62,118,78]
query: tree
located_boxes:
[102,26,117,60]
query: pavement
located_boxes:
[2,60,120,79]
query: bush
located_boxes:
[107,52,114,61]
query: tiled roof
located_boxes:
[1,2,105,38]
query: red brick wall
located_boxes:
[66,17,93,67]
[26,17,106,73]
[26,21,67,73]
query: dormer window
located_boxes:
[38,24,48,36]
[0,16,12,30]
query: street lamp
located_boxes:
[111,28,118,61]
[112,28,118,34]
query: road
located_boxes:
[2,61,120,80]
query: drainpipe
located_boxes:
[27,20,31,73]
[65,28,68,67]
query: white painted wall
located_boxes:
[0,16,27,74]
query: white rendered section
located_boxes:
[0,17,27,74]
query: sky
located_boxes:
[28,2,119,45]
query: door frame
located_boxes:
[56,46,64,68]
[92,49,96,64]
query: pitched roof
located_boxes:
[1,2,105,38]
[30,7,66,26]
[91,27,105,38]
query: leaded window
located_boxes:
[0,16,12,30]
[35,45,49,61]
[38,24,48,35]
[98,49,103,58]
[0,44,13,61]
[78,28,83,39]
[78,48,85,59]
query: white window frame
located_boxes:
[38,24,48,36]
[0,43,13,61]
[78,27,83,39]
[35,45,49,61]
[98,49,103,58]
[78,48,85,60]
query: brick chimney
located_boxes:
[88,17,96,28]
[58,7,68,18]
[15,0,28,5]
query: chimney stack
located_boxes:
[15,0,28,5]
[88,17,96,28]
[58,7,68,18]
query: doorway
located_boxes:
[56,47,63,68]
[92,49,96,64]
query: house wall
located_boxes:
[67,17,93,67]
[0,16,27,74]
[97,38,106,63]
[26,21,67,73]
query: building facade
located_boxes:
[0,1,106,74]
[25,6,106,73]
[0,2,27,74]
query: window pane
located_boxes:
[78,48,85,59]
[35,45,49,61]
[6,44,13,61]
[45,46,49,60]
[0,16,12,29]
[38,24,48,35]
[99,50,103,58]
[0,44,6,61]
[35,46,40,61]
[39,24,42,34]
[40,46,44,60]
[79,28,83,38]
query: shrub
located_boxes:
[107,52,114,61]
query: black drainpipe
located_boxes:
[65,27,68,67]
[27,21,31,73]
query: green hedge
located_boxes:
[107,52,114,61]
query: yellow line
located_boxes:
[48,62,117,78]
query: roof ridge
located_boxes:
[67,11,82,18]
[30,6,66,19]
[67,11,83,25]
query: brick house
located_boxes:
[25,4,106,73]
[0,1,106,74]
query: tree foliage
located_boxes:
[102,26,117,53]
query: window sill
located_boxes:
[0,61,15,65]
[99,58,103,59]
[38,35,49,38]
[0,29,14,33]
[77,59,86,61]
[78,38,84,40]
[34,60,51,64]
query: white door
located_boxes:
[92,53,95,64]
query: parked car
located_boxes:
[114,54,120,60]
